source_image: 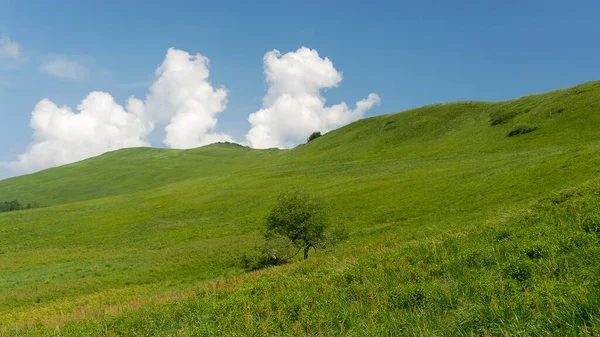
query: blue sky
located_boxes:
[1,0,599,178]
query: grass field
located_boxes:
[19,177,600,336]
[1,81,600,335]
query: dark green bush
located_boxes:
[0,200,41,212]
[508,123,538,137]
[306,131,322,143]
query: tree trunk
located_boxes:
[304,246,310,259]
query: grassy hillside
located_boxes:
[2,81,599,206]
[1,81,600,335]
[0,144,280,206]
[18,177,600,336]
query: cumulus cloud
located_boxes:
[245,47,380,149]
[2,92,152,174]
[40,57,88,81]
[145,48,232,148]
[4,46,378,175]
[4,48,232,174]
[0,35,22,59]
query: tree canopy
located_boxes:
[265,190,343,261]
[307,131,322,143]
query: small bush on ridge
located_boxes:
[307,131,322,143]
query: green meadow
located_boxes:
[1,81,600,336]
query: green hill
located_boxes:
[1,81,600,336]
[31,177,600,336]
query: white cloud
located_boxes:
[0,35,22,59]
[145,48,232,148]
[4,48,233,174]
[2,92,152,174]
[40,57,88,81]
[245,47,380,149]
[4,46,379,175]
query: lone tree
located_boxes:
[265,190,338,260]
[307,131,322,143]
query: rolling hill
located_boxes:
[1,81,600,336]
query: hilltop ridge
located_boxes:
[1,81,599,206]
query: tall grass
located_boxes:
[10,179,600,336]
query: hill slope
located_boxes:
[2,81,599,206]
[1,81,600,334]
[24,177,600,336]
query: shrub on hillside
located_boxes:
[307,131,322,143]
[0,200,41,213]
[508,123,538,137]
